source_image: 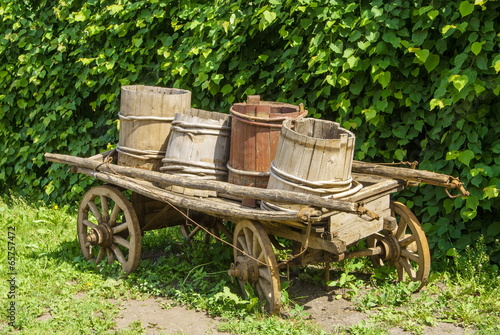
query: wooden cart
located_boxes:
[45,151,468,314]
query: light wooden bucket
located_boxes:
[117,85,191,170]
[160,109,231,197]
[262,118,361,211]
[227,95,307,194]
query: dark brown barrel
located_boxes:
[227,95,307,192]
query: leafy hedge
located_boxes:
[1,0,499,260]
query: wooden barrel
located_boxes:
[117,85,191,171]
[262,118,361,211]
[227,95,307,196]
[160,109,231,197]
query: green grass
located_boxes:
[1,195,499,334]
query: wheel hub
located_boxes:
[87,223,113,247]
[376,234,401,262]
[228,256,260,283]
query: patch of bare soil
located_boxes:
[288,279,470,334]
[115,298,225,335]
[114,280,470,334]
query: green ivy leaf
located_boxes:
[458,149,474,166]
[449,75,469,92]
[483,186,499,199]
[493,57,500,73]
[415,49,429,63]
[377,71,391,88]
[486,221,500,236]
[446,151,460,160]
[471,41,482,55]
[459,1,475,17]
[425,54,440,72]
[394,148,406,160]
[262,10,277,24]
[466,195,479,210]
[221,84,232,95]
[428,10,439,20]
[362,108,377,121]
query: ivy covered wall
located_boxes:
[1,0,499,260]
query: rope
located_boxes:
[170,126,230,136]
[118,112,175,122]
[269,166,353,194]
[226,163,270,177]
[270,161,353,188]
[171,120,231,131]
[116,145,165,160]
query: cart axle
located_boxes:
[87,224,114,248]
[228,256,260,283]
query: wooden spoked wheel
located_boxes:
[77,185,141,274]
[180,214,233,244]
[367,201,431,290]
[228,220,281,314]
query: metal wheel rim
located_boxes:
[77,185,141,274]
[233,220,281,314]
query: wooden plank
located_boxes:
[75,167,314,223]
[329,194,390,246]
[261,221,346,254]
[352,161,454,186]
[44,153,366,214]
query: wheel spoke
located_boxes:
[255,284,266,303]
[395,262,405,281]
[100,196,110,222]
[237,235,248,254]
[110,244,126,264]
[257,249,265,263]
[95,248,105,264]
[106,248,114,264]
[216,222,233,240]
[401,249,420,263]
[259,267,272,284]
[399,234,416,248]
[243,228,252,251]
[258,278,274,305]
[112,222,129,234]
[399,257,416,280]
[88,202,102,223]
[187,225,202,238]
[109,203,121,226]
[252,234,261,259]
[395,216,408,240]
[113,236,130,249]
[83,219,97,229]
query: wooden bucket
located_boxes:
[262,118,361,211]
[227,95,307,196]
[117,85,191,171]
[160,109,231,197]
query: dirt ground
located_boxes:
[113,280,469,335]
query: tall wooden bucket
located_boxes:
[117,85,191,171]
[227,95,307,196]
[262,118,361,211]
[160,109,231,197]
